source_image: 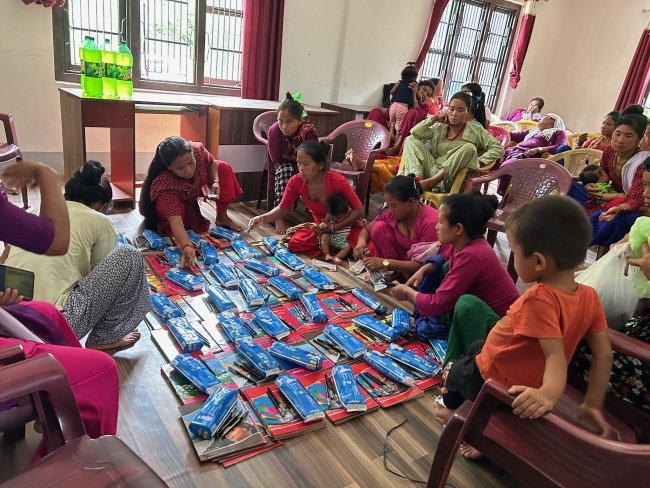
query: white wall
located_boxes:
[498,0,650,130]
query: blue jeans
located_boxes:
[590,209,641,247]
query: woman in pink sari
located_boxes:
[352,175,439,279]
[0,161,118,462]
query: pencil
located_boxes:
[266,387,287,417]
[220,410,247,439]
[361,372,393,395]
[324,374,331,407]
[356,375,379,398]
[365,372,396,394]
[227,366,256,384]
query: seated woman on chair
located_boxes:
[390,192,520,363]
[248,141,365,256]
[139,136,243,270]
[0,161,119,462]
[398,91,504,193]
[352,175,439,279]
[6,161,150,351]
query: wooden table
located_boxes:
[195,95,339,202]
[59,88,211,208]
[320,102,381,127]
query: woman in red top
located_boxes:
[586,108,649,247]
[267,93,319,234]
[139,136,243,269]
[248,140,365,255]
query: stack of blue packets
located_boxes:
[210,263,239,287]
[299,294,328,323]
[364,350,414,386]
[331,364,366,412]
[210,226,240,242]
[385,344,441,377]
[252,307,290,339]
[200,241,219,265]
[171,354,222,394]
[352,315,401,342]
[217,310,252,341]
[267,276,302,301]
[391,308,411,336]
[244,258,280,277]
[262,236,279,253]
[207,285,237,312]
[186,230,208,247]
[301,266,335,290]
[142,229,166,250]
[231,239,257,260]
[167,317,203,353]
[150,292,183,321]
[239,278,265,306]
[274,246,305,271]
[350,288,387,314]
[164,246,183,267]
[164,268,205,291]
[323,324,367,359]
[268,341,323,371]
[234,337,281,378]
[188,387,238,439]
[275,376,324,422]
[428,339,447,364]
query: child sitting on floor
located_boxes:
[319,193,355,264]
[433,195,613,459]
[579,164,626,209]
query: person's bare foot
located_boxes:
[459,442,483,459]
[385,146,400,156]
[332,257,343,265]
[275,218,288,235]
[434,400,454,425]
[86,331,141,352]
[215,212,242,232]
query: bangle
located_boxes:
[183,243,194,250]
[330,222,334,232]
[212,179,219,184]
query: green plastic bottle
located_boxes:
[79,36,91,94]
[115,42,133,99]
[101,40,117,98]
[82,37,103,97]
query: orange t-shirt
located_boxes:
[475,283,607,389]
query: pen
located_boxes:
[365,371,396,394]
[351,329,371,345]
[355,375,379,398]
[266,387,287,418]
[327,374,339,404]
[227,366,256,384]
[240,319,259,336]
[361,372,393,394]
[354,328,376,345]
[338,297,358,311]
[220,409,247,438]
[234,359,262,380]
[192,327,211,347]
[148,283,158,292]
[324,374,331,407]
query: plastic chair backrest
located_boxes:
[487,125,511,148]
[567,132,600,148]
[325,120,390,160]
[252,111,277,145]
[548,148,603,178]
[516,119,538,130]
[0,113,18,146]
[491,120,519,132]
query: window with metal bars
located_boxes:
[52,0,243,95]
[420,0,520,110]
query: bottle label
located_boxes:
[116,65,132,81]
[85,61,103,78]
[80,60,86,73]
[104,63,117,79]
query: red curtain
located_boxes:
[241,0,285,100]
[508,14,536,89]
[615,29,650,111]
[22,0,65,5]
[415,0,451,69]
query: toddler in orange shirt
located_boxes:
[434,195,613,459]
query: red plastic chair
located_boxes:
[464,158,572,282]
[487,125,510,149]
[0,354,166,488]
[319,120,390,214]
[0,113,28,208]
[253,110,278,210]
[426,377,650,488]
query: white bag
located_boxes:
[576,246,638,330]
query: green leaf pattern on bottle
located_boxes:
[116,65,132,81]
[104,63,117,78]
[85,61,103,78]
[80,60,86,73]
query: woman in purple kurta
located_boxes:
[498,113,567,194]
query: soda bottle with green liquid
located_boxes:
[115,42,133,99]
[82,37,103,97]
[101,40,117,98]
[79,36,91,94]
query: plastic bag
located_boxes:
[575,245,638,330]
[627,216,650,298]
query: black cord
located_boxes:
[383,419,458,488]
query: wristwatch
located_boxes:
[382,259,390,270]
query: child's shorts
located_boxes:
[441,340,486,409]
[389,103,409,132]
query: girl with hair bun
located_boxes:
[352,174,440,279]
[461,82,489,129]
[390,192,519,362]
[5,160,150,351]
[267,92,319,234]
[249,140,365,255]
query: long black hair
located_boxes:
[440,192,498,240]
[140,136,192,230]
[64,160,112,206]
[384,174,423,202]
[616,104,648,139]
[461,82,487,129]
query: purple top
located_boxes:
[0,192,54,254]
[415,238,520,317]
[508,129,567,154]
